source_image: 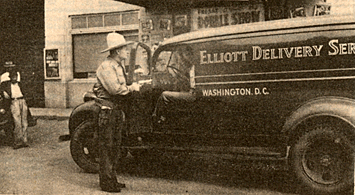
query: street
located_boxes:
[0,118,305,194]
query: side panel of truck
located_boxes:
[191,23,355,146]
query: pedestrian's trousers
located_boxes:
[11,99,28,145]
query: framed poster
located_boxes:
[289,7,306,18]
[174,15,187,28]
[314,4,331,16]
[44,49,60,79]
[141,19,154,32]
[159,18,171,31]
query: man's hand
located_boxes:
[129,82,141,92]
[3,91,10,99]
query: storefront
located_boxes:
[45,0,354,108]
[45,0,142,107]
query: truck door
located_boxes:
[151,45,198,133]
[127,43,153,133]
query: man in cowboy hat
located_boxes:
[93,32,140,192]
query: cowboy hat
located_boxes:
[100,32,134,53]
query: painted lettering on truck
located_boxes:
[202,87,269,96]
[199,39,355,64]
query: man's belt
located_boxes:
[12,97,24,100]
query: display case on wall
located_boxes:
[44,49,60,80]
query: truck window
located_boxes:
[155,46,194,76]
[153,46,196,91]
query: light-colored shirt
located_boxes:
[96,57,131,96]
[11,83,23,98]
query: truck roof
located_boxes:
[161,15,355,46]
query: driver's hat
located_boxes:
[101,32,134,53]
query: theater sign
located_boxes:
[191,4,265,30]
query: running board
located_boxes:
[126,146,287,160]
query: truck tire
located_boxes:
[70,120,99,173]
[290,125,353,194]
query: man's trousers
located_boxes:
[97,98,126,191]
[11,99,28,145]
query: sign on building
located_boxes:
[191,4,265,30]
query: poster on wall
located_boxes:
[289,7,306,18]
[313,4,331,16]
[174,14,190,35]
[141,34,150,44]
[44,49,60,79]
[159,18,171,31]
[268,6,285,20]
[174,15,187,28]
[142,19,154,32]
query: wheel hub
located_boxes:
[319,154,331,167]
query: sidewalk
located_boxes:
[29,107,72,119]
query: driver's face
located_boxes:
[117,46,128,60]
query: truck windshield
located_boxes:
[154,48,192,76]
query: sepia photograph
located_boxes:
[0,0,354,194]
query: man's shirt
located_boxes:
[11,83,23,98]
[0,72,20,83]
[94,57,131,99]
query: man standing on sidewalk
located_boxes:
[93,32,140,192]
[1,65,29,149]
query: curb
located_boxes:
[29,108,72,119]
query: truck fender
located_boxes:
[68,100,100,136]
[283,96,355,146]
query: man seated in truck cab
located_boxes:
[153,46,196,123]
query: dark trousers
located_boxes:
[96,96,130,190]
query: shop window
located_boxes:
[125,35,139,42]
[72,16,87,29]
[88,15,103,28]
[73,32,138,79]
[122,12,139,25]
[73,33,107,78]
[71,11,138,29]
[104,14,121,26]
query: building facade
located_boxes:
[45,0,353,108]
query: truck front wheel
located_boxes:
[290,125,354,194]
[70,120,99,173]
